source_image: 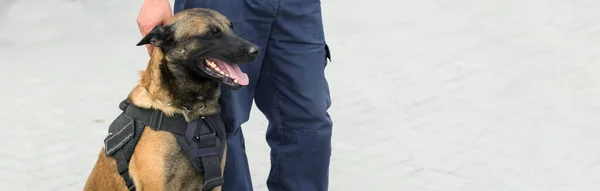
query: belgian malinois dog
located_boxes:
[83,8,260,191]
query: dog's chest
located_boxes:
[162,134,206,190]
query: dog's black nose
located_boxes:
[247,46,260,57]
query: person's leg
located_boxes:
[253,0,333,190]
[174,0,274,190]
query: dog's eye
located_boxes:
[206,27,221,38]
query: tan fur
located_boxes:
[83,148,129,191]
[166,9,233,42]
[84,8,238,191]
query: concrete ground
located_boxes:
[1,0,600,190]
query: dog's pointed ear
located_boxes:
[136,25,174,47]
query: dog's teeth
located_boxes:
[233,79,238,83]
[219,71,225,75]
[225,74,229,77]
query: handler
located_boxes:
[137,0,333,190]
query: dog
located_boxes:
[83,8,260,191]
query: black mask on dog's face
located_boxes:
[137,8,260,90]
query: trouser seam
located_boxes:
[269,21,285,190]
[253,16,283,187]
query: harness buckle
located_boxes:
[203,176,224,191]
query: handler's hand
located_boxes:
[137,0,173,56]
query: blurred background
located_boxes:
[1,0,600,190]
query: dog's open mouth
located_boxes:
[201,58,249,88]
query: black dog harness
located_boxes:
[103,99,226,191]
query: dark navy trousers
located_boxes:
[174,0,333,190]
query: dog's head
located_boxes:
[137,8,260,90]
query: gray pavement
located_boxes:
[1,0,600,190]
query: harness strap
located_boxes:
[104,99,226,191]
[114,149,136,190]
[104,111,143,191]
[119,99,188,135]
[178,117,225,191]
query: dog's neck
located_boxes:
[128,49,221,122]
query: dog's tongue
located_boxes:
[213,59,249,86]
